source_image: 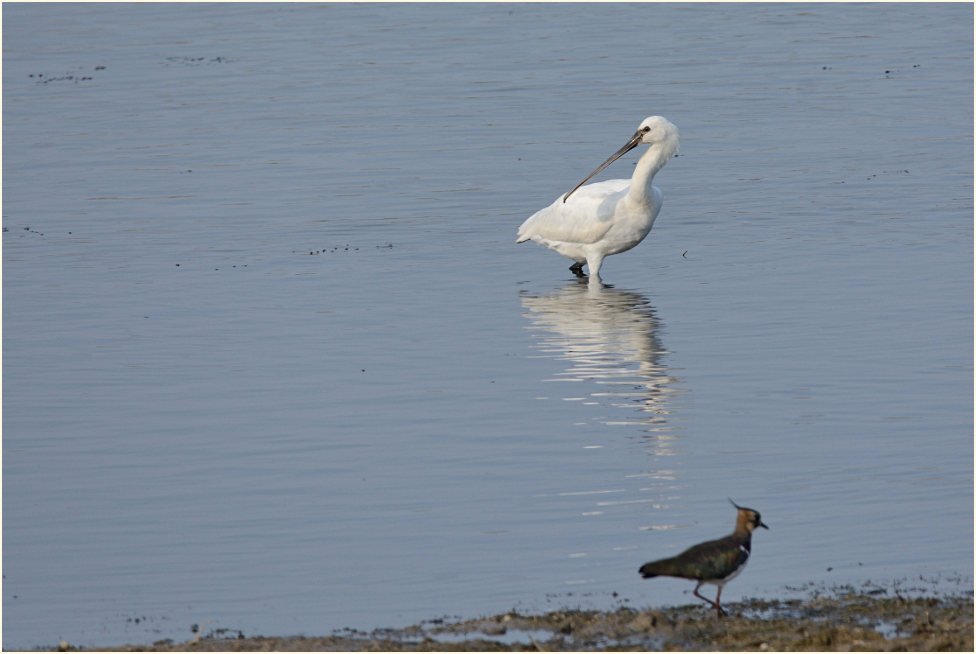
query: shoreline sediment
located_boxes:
[69,589,972,652]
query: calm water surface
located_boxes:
[3,3,973,649]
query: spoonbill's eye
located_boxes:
[642,126,652,133]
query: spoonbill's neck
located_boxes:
[627,142,674,204]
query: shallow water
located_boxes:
[2,3,973,649]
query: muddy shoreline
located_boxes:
[66,588,972,652]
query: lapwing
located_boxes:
[638,499,769,617]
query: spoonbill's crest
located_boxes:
[516,116,679,281]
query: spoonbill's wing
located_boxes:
[517,180,630,245]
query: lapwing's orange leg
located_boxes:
[715,586,727,617]
[693,583,728,618]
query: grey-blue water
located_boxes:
[3,3,972,649]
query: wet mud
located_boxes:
[74,588,971,652]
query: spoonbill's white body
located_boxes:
[517,116,680,280]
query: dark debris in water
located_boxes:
[163,56,231,66]
[4,225,46,237]
[297,243,395,256]
[29,66,106,85]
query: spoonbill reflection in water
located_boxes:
[516,116,680,281]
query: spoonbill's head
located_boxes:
[636,116,680,151]
[562,115,680,203]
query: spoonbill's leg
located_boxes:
[586,253,605,279]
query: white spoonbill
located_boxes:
[516,116,680,279]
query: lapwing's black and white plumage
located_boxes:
[639,500,769,617]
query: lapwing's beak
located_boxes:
[563,129,643,203]
[759,520,770,530]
